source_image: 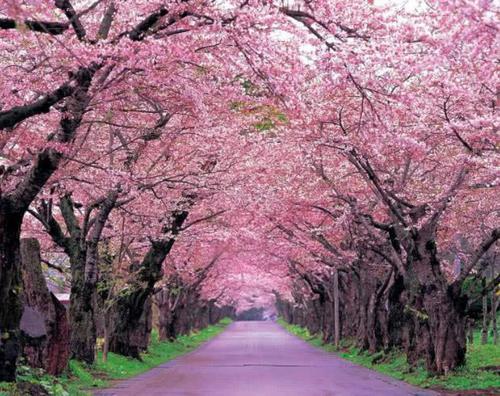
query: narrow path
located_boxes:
[95,321,437,396]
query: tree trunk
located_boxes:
[355,270,374,351]
[208,301,217,325]
[0,203,23,381]
[173,299,189,337]
[108,292,152,358]
[155,291,173,341]
[365,292,380,353]
[341,270,360,340]
[108,205,192,354]
[69,252,97,364]
[420,282,466,374]
[166,311,178,341]
[403,227,467,374]
[321,299,333,343]
[43,190,118,365]
[20,238,69,375]
[405,235,467,374]
[386,274,406,351]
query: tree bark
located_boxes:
[108,294,152,359]
[404,233,467,374]
[19,238,69,375]
[70,190,118,363]
[155,289,175,341]
[108,243,174,353]
[69,250,97,364]
[0,201,23,381]
[155,285,187,341]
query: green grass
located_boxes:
[0,318,232,396]
[278,319,499,392]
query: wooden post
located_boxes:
[481,277,489,345]
[333,269,340,348]
[491,261,497,345]
[492,290,498,345]
[466,318,474,345]
[481,292,489,344]
[102,311,109,362]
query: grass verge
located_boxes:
[0,318,232,396]
[277,319,499,392]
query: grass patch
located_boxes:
[277,319,499,391]
[0,318,232,395]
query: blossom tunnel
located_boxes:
[0,0,498,391]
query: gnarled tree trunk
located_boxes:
[33,189,119,364]
[69,250,97,364]
[0,203,23,381]
[20,238,69,375]
[404,234,467,374]
[108,242,174,354]
[108,293,152,359]
[109,201,191,356]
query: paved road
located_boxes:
[95,321,438,396]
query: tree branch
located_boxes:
[468,272,500,306]
[87,189,119,244]
[180,209,227,231]
[0,18,69,35]
[55,0,87,40]
[456,228,500,284]
[97,1,116,40]
[59,194,82,242]
[0,85,73,130]
[41,258,65,273]
[6,64,100,211]
[129,6,168,41]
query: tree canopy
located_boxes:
[0,0,498,381]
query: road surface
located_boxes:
[95,321,437,396]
